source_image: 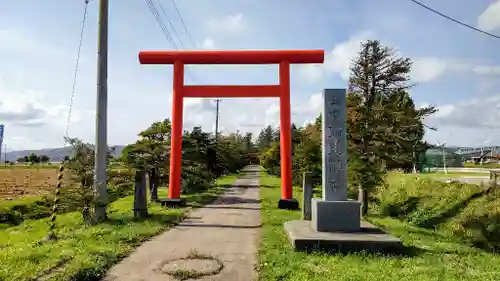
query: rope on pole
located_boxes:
[44,164,64,241]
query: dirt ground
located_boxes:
[0,168,60,200]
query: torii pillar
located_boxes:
[139,49,324,210]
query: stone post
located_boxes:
[133,170,148,218]
[149,168,158,202]
[311,89,361,232]
[321,89,348,201]
[302,172,313,221]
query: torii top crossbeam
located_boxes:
[138,49,324,65]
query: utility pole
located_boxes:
[412,149,417,173]
[443,147,447,174]
[214,99,221,140]
[3,144,6,168]
[94,0,109,220]
[437,141,447,174]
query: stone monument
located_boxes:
[311,88,360,232]
[283,88,402,253]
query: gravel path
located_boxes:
[105,166,261,281]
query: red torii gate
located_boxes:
[138,49,324,209]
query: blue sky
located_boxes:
[0,0,499,150]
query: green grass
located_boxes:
[0,181,136,227]
[380,172,500,247]
[0,174,239,281]
[258,174,500,281]
[0,196,54,227]
[464,163,500,169]
[403,172,489,179]
[0,167,136,226]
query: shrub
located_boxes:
[0,196,53,226]
[378,172,500,250]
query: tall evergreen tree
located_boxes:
[346,39,435,215]
[256,125,275,151]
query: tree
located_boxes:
[63,137,114,224]
[272,127,280,142]
[122,119,171,201]
[292,119,322,187]
[256,125,274,151]
[181,126,217,192]
[347,39,436,215]
[381,90,436,171]
[260,141,281,176]
[16,157,25,163]
[243,132,253,151]
[40,155,50,164]
[27,153,40,164]
[122,119,254,198]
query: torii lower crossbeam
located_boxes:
[138,49,325,210]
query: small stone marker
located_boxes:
[149,168,159,202]
[311,89,361,232]
[133,170,148,218]
[302,172,313,221]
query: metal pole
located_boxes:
[94,0,109,220]
[442,146,447,174]
[215,99,220,140]
[3,144,6,168]
[412,149,417,173]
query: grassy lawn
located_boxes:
[258,174,500,281]
[464,163,500,169]
[0,174,239,281]
[403,172,489,179]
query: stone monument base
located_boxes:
[284,220,403,253]
[278,198,300,210]
[311,198,361,232]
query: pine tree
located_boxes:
[347,39,429,215]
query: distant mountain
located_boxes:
[1,145,126,162]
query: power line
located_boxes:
[168,0,222,126]
[408,0,500,40]
[143,0,197,82]
[65,0,90,141]
[144,0,179,49]
[169,0,197,48]
[215,99,221,140]
[155,0,186,49]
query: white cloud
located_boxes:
[301,30,499,84]
[0,28,89,66]
[473,65,500,75]
[427,95,500,129]
[207,13,248,34]
[411,58,449,83]
[297,64,323,83]
[323,31,375,80]
[298,31,375,82]
[0,87,94,150]
[411,58,468,83]
[302,32,485,84]
[423,94,500,146]
[201,37,215,49]
[477,0,500,32]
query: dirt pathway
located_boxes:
[105,166,261,281]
